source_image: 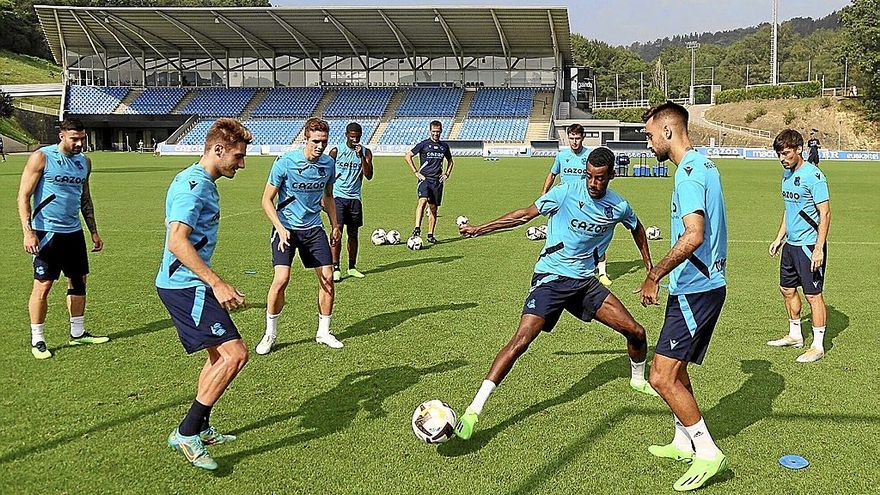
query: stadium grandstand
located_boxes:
[34,5,581,155]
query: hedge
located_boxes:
[590,108,648,122]
[715,82,821,104]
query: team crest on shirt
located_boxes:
[318,167,326,177]
[794,177,800,186]
[604,206,614,219]
[211,322,226,336]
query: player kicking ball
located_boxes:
[455,147,658,441]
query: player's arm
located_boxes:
[261,182,292,252]
[441,149,454,182]
[637,212,704,306]
[405,150,425,181]
[328,147,338,160]
[769,212,786,256]
[812,200,831,271]
[460,204,540,238]
[362,148,374,180]
[80,157,103,252]
[541,173,557,195]
[17,150,46,254]
[629,220,653,273]
[323,179,341,247]
[167,221,243,310]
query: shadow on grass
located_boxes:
[367,255,462,275]
[823,305,849,353]
[706,359,784,441]
[213,360,467,476]
[606,259,645,279]
[107,303,266,342]
[0,397,188,464]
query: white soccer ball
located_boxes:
[537,225,547,235]
[646,226,661,240]
[526,226,546,241]
[385,230,401,245]
[407,236,423,250]
[371,229,387,246]
[456,215,469,227]
[411,400,457,444]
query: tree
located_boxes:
[841,0,880,120]
[0,90,13,118]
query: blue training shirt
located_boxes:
[156,164,220,290]
[782,161,829,246]
[534,180,638,279]
[668,150,728,295]
[31,144,89,234]
[550,147,591,184]
[332,143,366,200]
[410,139,451,178]
[268,149,335,230]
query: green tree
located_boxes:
[841,0,880,120]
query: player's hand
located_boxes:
[354,144,363,157]
[810,247,824,272]
[459,225,479,238]
[439,173,449,183]
[23,230,39,255]
[212,280,246,311]
[769,239,783,256]
[330,226,342,247]
[415,172,426,181]
[91,232,104,252]
[275,228,291,253]
[636,275,660,307]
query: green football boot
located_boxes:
[200,426,237,446]
[347,268,365,279]
[31,341,52,360]
[167,428,218,471]
[673,453,728,492]
[648,442,694,463]
[68,332,110,346]
[454,407,479,440]
[630,379,660,397]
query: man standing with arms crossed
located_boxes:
[406,120,453,244]
[157,119,251,470]
[638,102,729,491]
[17,118,107,359]
[329,122,374,282]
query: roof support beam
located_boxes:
[433,10,463,69]
[70,12,106,69]
[104,13,181,72]
[377,10,416,71]
[547,10,561,68]
[266,11,320,71]
[155,10,226,70]
[83,11,144,72]
[321,10,368,70]
[490,9,511,70]
[53,9,68,71]
[211,11,273,69]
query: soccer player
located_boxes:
[454,147,658,441]
[17,118,108,359]
[767,129,831,363]
[329,122,374,282]
[637,102,728,491]
[807,130,821,166]
[541,124,612,287]
[405,120,453,244]
[1,134,6,162]
[256,118,342,355]
[157,119,251,471]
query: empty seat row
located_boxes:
[458,118,528,142]
[468,87,535,117]
[67,85,129,114]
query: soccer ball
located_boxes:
[646,226,661,240]
[411,400,457,444]
[385,230,401,245]
[537,225,547,235]
[407,236,423,250]
[456,215,469,227]
[371,228,387,245]
[526,226,546,241]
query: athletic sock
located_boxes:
[349,261,356,270]
[684,418,721,460]
[672,415,694,453]
[467,380,497,415]
[265,312,279,337]
[630,359,647,383]
[788,318,803,340]
[597,260,607,277]
[316,313,332,337]
[179,400,210,437]
[201,404,213,432]
[70,316,85,338]
[812,325,826,350]
[31,323,45,346]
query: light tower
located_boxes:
[771,0,779,85]
[686,41,699,104]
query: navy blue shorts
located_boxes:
[655,286,726,365]
[780,242,826,295]
[157,286,241,354]
[334,197,363,229]
[417,178,443,206]
[271,226,333,268]
[33,230,89,281]
[522,273,611,332]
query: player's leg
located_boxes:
[63,230,108,345]
[28,279,54,359]
[456,314,545,440]
[413,194,428,237]
[258,230,296,355]
[346,199,365,278]
[596,253,612,286]
[769,244,804,347]
[797,244,827,362]
[301,227,342,348]
[332,198,346,282]
[592,291,657,396]
[427,203,439,243]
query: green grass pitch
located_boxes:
[0,152,878,494]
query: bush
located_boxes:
[591,107,648,122]
[715,81,821,104]
[820,97,833,108]
[783,108,797,125]
[744,106,767,124]
[0,91,13,118]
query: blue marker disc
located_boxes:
[779,454,809,470]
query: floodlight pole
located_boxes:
[771,0,778,86]
[686,41,699,105]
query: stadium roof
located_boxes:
[35,5,572,67]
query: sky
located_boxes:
[273,0,850,46]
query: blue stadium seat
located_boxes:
[180,88,257,116]
[378,118,454,145]
[468,87,535,117]
[324,88,394,117]
[125,87,188,114]
[66,85,129,114]
[251,88,324,117]
[179,119,305,146]
[459,118,529,142]
[396,88,463,117]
